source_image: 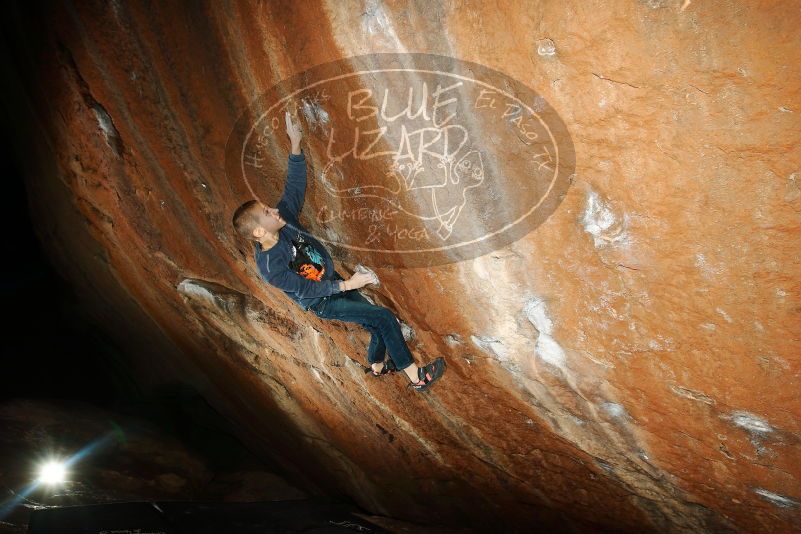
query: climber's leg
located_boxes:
[310,293,417,376]
[340,289,387,367]
[364,323,387,366]
[338,276,387,371]
[326,271,421,381]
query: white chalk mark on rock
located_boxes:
[694,252,727,279]
[670,385,716,405]
[728,411,774,434]
[177,279,217,304]
[601,402,628,419]
[715,308,733,323]
[444,333,462,347]
[470,335,508,361]
[580,189,628,248]
[753,488,800,508]
[536,38,556,57]
[523,297,566,367]
[398,319,414,341]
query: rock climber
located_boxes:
[232,111,446,391]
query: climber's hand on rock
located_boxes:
[346,271,375,290]
[285,110,302,148]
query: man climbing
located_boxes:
[232,111,446,391]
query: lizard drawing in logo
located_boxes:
[289,234,325,281]
[320,125,485,241]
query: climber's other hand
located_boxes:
[347,271,375,289]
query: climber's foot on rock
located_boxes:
[365,359,395,377]
[409,357,446,392]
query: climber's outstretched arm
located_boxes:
[278,111,306,218]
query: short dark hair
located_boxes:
[232,200,260,241]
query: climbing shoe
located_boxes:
[364,358,397,377]
[409,357,446,391]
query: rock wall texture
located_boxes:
[2,1,800,532]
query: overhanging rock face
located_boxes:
[5,1,800,532]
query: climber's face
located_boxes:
[252,202,286,238]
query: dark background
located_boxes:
[0,115,270,474]
[0,111,124,406]
[0,0,309,488]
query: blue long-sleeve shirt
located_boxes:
[254,150,345,310]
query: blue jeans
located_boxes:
[308,272,414,371]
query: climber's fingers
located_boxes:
[285,110,302,142]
